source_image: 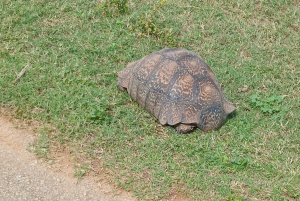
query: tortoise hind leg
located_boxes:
[174,123,196,134]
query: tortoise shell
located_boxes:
[117,48,235,133]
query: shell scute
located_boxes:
[134,53,163,82]
[182,104,200,124]
[158,96,169,125]
[167,102,183,125]
[168,71,194,102]
[196,80,222,108]
[179,55,209,78]
[135,82,149,108]
[145,90,158,114]
[147,59,180,94]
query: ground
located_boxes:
[0,113,136,201]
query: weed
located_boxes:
[250,94,283,114]
[99,0,129,16]
[129,0,179,46]
[230,158,250,170]
[87,105,116,125]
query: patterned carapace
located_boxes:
[117,48,235,133]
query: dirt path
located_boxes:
[0,113,136,201]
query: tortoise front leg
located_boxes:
[174,123,196,134]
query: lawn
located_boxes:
[0,0,299,200]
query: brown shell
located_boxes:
[117,48,235,132]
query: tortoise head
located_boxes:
[197,99,235,132]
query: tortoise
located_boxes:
[117,48,235,133]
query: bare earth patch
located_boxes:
[0,109,189,201]
[0,110,136,201]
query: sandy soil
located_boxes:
[0,111,136,201]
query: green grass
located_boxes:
[1,0,299,200]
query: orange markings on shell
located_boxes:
[167,102,183,125]
[135,54,163,81]
[169,72,194,101]
[148,60,179,93]
[117,48,235,132]
[183,105,200,124]
[181,56,207,77]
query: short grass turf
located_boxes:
[1,0,299,200]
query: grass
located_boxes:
[1,0,299,200]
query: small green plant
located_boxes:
[129,0,179,46]
[250,94,283,114]
[99,0,129,16]
[230,158,249,170]
[87,105,116,125]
